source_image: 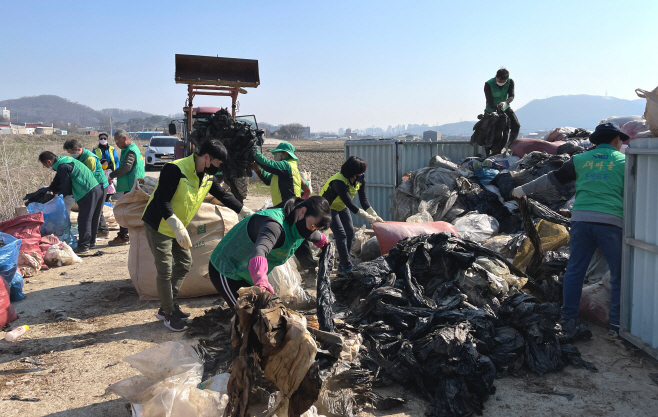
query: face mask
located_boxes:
[204,158,221,175]
[99,139,108,145]
[496,81,506,86]
[295,218,313,239]
[102,164,109,170]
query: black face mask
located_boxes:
[204,162,221,176]
[295,218,313,239]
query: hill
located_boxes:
[0,95,160,125]
[514,95,645,131]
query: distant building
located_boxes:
[338,128,344,136]
[423,130,440,141]
[1,107,9,121]
[302,126,311,139]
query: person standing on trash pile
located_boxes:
[208,196,331,309]
[93,132,120,171]
[252,142,316,282]
[38,151,102,256]
[484,68,521,155]
[63,139,111,238]
[320,156,383,277]
[512,122,627,336]
[108,129,145,246]
[142,140,253,332]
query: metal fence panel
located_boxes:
[621,137,658,359]
[397,140,480,184]
[344,140,397,225]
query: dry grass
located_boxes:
[0,134,99,222]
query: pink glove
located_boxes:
[314,233,328,249]
[248,256,273,294]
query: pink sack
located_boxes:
[510,138,565,158]
[0,212,45,268]
[0,279,19,328]
[621,119,651,141]
[372,221,458,255]
[579,278,610,327]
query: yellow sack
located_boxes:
[513,220,569,273]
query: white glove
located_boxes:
[512,186,526,199]
[166,215,192,249]
[497,101,507,110]
[239,206,254,220]
[356,208,377,224]
[366,207,384,223]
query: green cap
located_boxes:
[269,142,298,160]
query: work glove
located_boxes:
[166,215,192,249]
[497,101,507,110]
[512,186,526,199]
[239,206,254,220]
[248,256,274,294]
[356,208,377,224]
[366,207,384,223]
[313,233,329,249]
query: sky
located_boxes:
[2,0,657,132]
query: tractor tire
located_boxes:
[226,177,249,203]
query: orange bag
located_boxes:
[372,221,458,255]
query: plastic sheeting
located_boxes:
[453,213,500,243]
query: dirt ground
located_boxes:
[2,159,658,417]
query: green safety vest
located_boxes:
[143,154,214,238]
[116,142,145,192]
[572,144,625,218]
[485,77,511,113]
[52,156,99,202]
[93,145,118,170]
[320,172,361,211]
[210,208,304,284]
[270,159,302,206]
[79,148,108,189]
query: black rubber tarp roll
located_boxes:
[317,242,335,332]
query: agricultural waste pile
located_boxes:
[190,108,265,178]
[329,231,596,417]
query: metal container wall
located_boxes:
[621,137,658,359]
[344,140,397,225]
[396,140,481,183]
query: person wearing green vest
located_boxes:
[63,139,111,238]
[208,196,331,308]
[109,129,145,246]
[512,122,627,336]
[141,140,252,331]
[252,142,316,280]
[320,156,383,276]
[484,68,521,155]
[38,151,102,255]
[92,132,120,171]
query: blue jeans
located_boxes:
[562,221,622,326]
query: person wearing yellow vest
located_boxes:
[38,151,102,256]
[512,123,627,337]
[108,129,145,246]
[252,142,317,281]
[92,132,120,171]
[141,140,253,332]
[63,139,111,238]
[320,156,383,276]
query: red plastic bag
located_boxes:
[510,138,565,158]
[0,212,45,267]
[372,221,458,255]
[0,279,19,328]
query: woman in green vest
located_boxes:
[512,122,627,337]
[39,151,102,255]
[484,68,521,155]
[109,129,145,246]
[208,196,331,308]
[319,156,383,276]
[63,139,111,238]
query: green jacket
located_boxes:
[254,149,302,206]
[210,208,304,284]
[52,156,99,201]
[485,77,510,113]
[572,144,625,218]
[78,148,108,189]
[116,142,145,192]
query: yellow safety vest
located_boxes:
[143,154,214,238]
[320,172,361,211]
[270,159,302,206]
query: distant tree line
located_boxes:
[269,123,307,139]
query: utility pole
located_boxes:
[110,115,113,136]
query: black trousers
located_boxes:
[98,186,109,233]
[76,185,103,250]
[330,208,355,269]
[208,262,249,308]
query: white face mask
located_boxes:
[99,139,108,145]
[496,81,506,86]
